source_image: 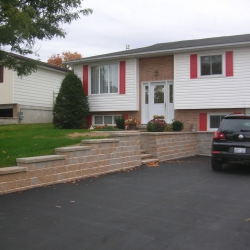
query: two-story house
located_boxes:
[0,53,69,125]
[66,34,250,131]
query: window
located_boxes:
[93,115,122,125]
[200,55,222,76]
[169,84,173,103]
[0,65,3,83]
[145,86,148,104]
[91,64,118,94]
[208,114,226,130]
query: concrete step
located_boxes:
[141,153,153,159]
[141,158,160,165]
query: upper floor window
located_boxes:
[91,64,118,94]
[200,55,222,76]
[0,65,4,83]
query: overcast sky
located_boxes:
[32,0,250,62]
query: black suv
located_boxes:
[211,114,250,170]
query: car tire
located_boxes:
[211,159,223,171]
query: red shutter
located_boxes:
[0,66,3,83]
[199,113,207,131]
[190,54,198,79]
[86,115,92,127]
[119,61,126,94]
[226,51,233,77]
[123,114,128,120]
[83,65,88,96]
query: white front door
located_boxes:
[142,81,174,124]
[151,82,166,119]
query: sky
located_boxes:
[31,0,250,62]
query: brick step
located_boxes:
[141,153,153,159]
[141,158,159,164]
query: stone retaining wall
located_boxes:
[140,132,198,161]
[0,132,141,195]
[0,131,213,195]
[140,131,213,160]
[196,132,213,156]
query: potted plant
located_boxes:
[125,117,140,130]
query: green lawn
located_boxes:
[0,123,109,168]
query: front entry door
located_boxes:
[142,81,174,124]
[151,82,166,119]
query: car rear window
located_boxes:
[220,118,250,132]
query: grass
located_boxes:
[0,123,109,168]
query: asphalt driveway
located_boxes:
[1,156,250,250]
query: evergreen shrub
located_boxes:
[172,120,184,131]
[115,116,125,129]
[53,73,89,129]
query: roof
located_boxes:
[66,33,250,64]
[6,52,70,73]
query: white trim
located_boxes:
[207,113,227,131]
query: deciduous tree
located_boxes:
[47,51,82,69]
[0,0,92,76]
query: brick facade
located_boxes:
[139,56,174,82]
[139,56,174,123]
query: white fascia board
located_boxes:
[64,41,250,66]
[38,65,69,74]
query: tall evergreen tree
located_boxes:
[53,73,89,129]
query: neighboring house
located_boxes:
[0,53,69,125]
[65,34,250,131]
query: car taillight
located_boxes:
[213,131,226,139]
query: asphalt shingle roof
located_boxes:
[68,33,250,63]
[5,52,70,73]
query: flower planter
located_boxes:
[128,124,136,130]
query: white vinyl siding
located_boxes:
[174,47,250,109]
[74,64,83,82]
[84,58,139,112]
[14,67,67,108]
[0,68,14,104]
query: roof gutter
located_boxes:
[65,41,250,65]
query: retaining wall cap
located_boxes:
[0,166,28,175]
[55,146,91,152]
[81,139,119,144]
[196,131,214,134]
[110,132,140,137]
[140,132,196,135]
[16,155,66,164]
